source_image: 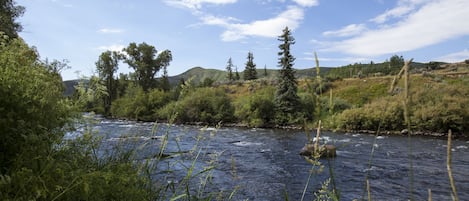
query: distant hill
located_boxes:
[165,66,333,86]
[63,79,80,96]
[63,60,468,95]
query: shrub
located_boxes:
[234,87,276,127]
[111,86,172,121]
[159,87,235,124]
[337,96,404,131]
[412,82,469,134]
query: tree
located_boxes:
[0,35,72,173]
[274,27,300,124]
[123,42,172,92]
[264,64,268,77]
[0,0,25,38]
[389,54,404,74]
[96,50,121,115]
[158,50,172,91]
[226,57,234,81]
[234,65,240,80]
[243,52,257,80]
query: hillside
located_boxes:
[165,66,334,86]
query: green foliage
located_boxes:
[96,50,121,115]
[226,57,234,81]
[274,27,301,125]
[411,81,469,133]
[0,37,73,172]
[0,0,24,38]
[243,52,257,80]
[299,92,316,121]
[234,86,276,127]
[123,42,172,92]
[199,77,215,87]
[337,96,404,131]
[111,85,171,121]
[158,87,235,124]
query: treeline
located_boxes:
[80,28,469,136]
[82,27,347,127]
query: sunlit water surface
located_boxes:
[66,117,469,201]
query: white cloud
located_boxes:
[98,28,124,34]
[371,0,429,24]
[436,49,469,63]
[164,0,237,10]
[202,6,305,41]
[168,0,318,41]
[323,24,367,37]
[325,0,469,56]
[97,44,125,52]
[301,54,371,64]
[292,0,319,7]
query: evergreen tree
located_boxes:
[264,64,268,77]
[243,52,257,80]
[274,27,300,124]
[234,66,240,80]
[226,57,234,81]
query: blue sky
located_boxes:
[18,0,469,81]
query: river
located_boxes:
[67,116,469,200]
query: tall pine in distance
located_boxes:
[226,57,234,81]
[274,27,300,125]
[243,51,257,80]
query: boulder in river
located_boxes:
[299,144,337,158]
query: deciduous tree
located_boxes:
[96,50,121,114]
[0,0,24,38]
[123,42,172,92]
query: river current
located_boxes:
[67,117,469,200]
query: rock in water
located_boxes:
[299,144,337,158]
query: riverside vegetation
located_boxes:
[2,0,467,200]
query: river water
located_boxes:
[67,117,469,200]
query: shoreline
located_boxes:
[98,114,468,140]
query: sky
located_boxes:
[17,0,469,81]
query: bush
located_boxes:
[299,92,316,121]
[337,96,404,131]
[0,37,73,172]
[412,83,469,133]
[159,87,235,124]
[111,86,171,121]
[234,87,276,127]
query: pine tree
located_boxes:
[274,27,300,124]
[234,66,240,80]
[226,57,234,81]
[243,52,257,80]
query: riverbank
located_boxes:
[102,113,469,140]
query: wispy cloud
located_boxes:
[301,53,371,64]
[325,0,469,56]
[97,44,125,52]
[164,0,237,10]
[323,24,367,37]
[98,28,124,34]
[370,0,428,24]
[167,0,317,41]
[292,0,319,7]
[214,6,305,41]
[436,49,469,63]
